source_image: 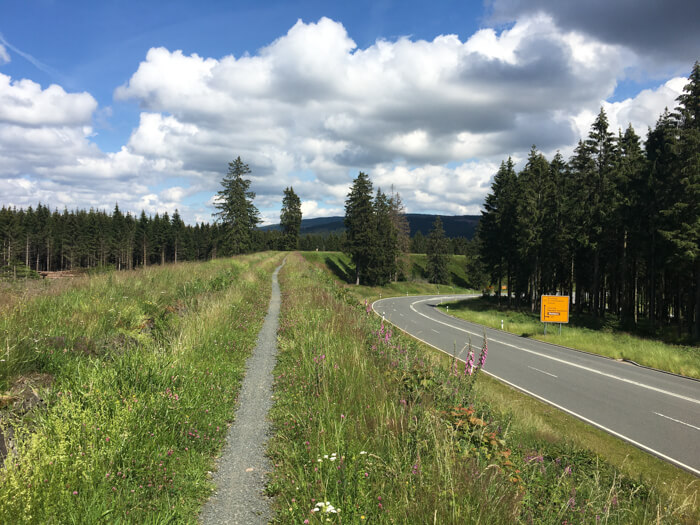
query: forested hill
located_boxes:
[262,214,480,239]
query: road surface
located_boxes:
[373,294,700,476]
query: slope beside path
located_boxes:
[199,258,285,524]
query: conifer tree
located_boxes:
[478,158,518,303]
[344,172,376,285]
[214,157,260,255]
[171,210,185,263]
[389,188,411,281]
[427,216,449,284]
[280,186,302,251]
[366,188,396,285]
[667,62,700,338]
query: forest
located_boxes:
[0,205,289,275]
[478,62,699,339]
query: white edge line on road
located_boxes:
[371,302,700,477]
[654,412,700,432]
[400,297,700,406]
[528,366,558,378]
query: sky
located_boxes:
[1,0,698,225]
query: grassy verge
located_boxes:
[301,251,478,299]
[438,297,700,379]
[268,253,697,524]
[0,252,284,523]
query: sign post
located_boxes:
[540,295,569,335]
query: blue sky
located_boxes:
[1,0,698,224]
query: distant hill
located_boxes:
[261,214,480,239]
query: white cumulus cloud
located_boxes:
[0,16,691,224]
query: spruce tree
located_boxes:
[427,216,449,284]
[280,186,302,251]
[478,158,518,303]
[389,188,411,281]
[366,188,396,285]
[344,172,376,285]
[666,62,700,338]
[214,157,260,255]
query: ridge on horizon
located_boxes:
[261,213,480,239]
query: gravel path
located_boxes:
[199,259,285,524]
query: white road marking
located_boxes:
[431,329,439,333]
[373,301,700,476]
[399,313,404,317]
[528,366,558,378]
[400,297,700,406]
[654,412,700,432]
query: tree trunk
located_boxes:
[694,260,700,340]
[592,250,601,317]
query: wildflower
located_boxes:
[72,491,78,495]
[314,501,339,514]
[465,349,475,376]
[478,338,488,367]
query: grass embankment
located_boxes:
[0,252,284,523]
[268,253,697,524]
[439,297,700,379]
[301,251,477,297]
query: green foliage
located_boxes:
[344,174,408,286]
[213,157,260,255]
[427,216,449,284]
[280,186,302,251]
[477,61,700,339]
[344,172,377,285]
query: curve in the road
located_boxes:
[373,294,700,477]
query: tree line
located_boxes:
[0,157,303,275]
[477,61,700,339]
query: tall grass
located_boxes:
[441,298,700,379]
[0,252,284,523]
[267,254,695,523]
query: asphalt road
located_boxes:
[373,294,700,476]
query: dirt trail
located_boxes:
[199,258,285,524]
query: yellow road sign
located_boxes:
[541,295,569,323]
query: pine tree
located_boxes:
[389,188,411,281]
[666,62,700,338]
[427,216,449,284]
[171,210,185,263]
[344,172,376,285]
[516,146,553,310]
[366,188,396,285]
[214,157,260,255]
[280,187,302,251]
[478,158,518,303]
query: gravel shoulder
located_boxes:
[199,259,285,524]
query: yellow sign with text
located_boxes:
[541,295,569,323]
